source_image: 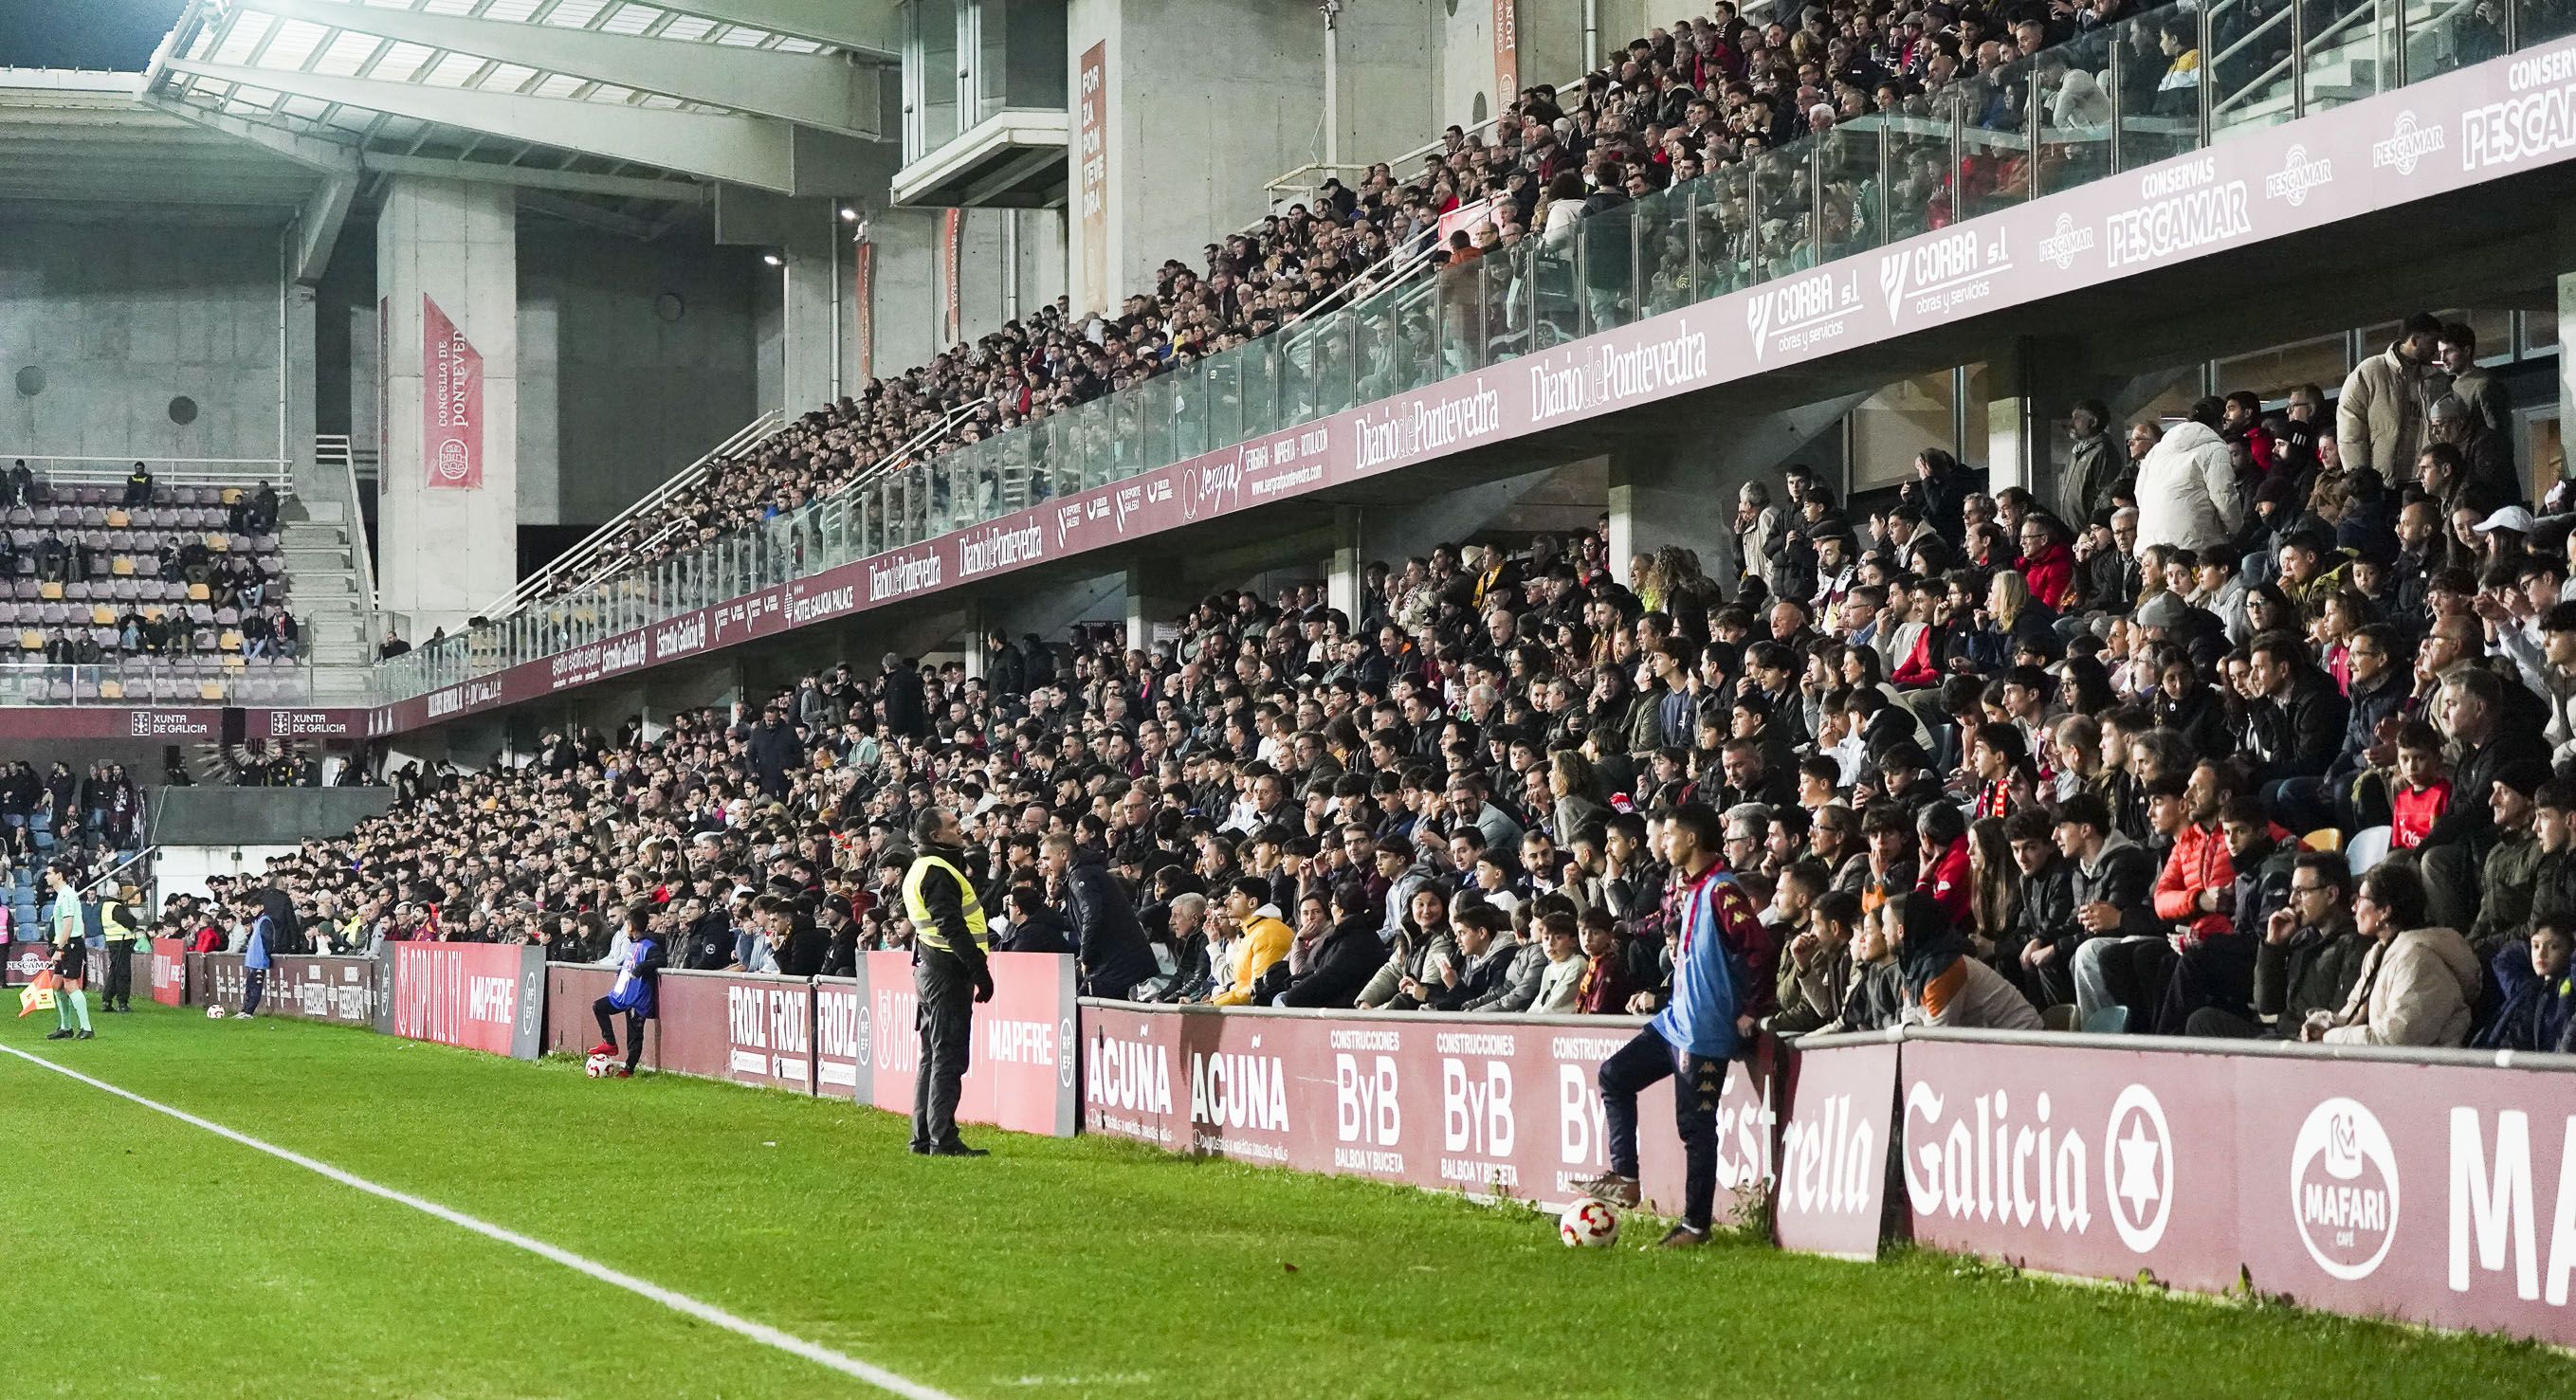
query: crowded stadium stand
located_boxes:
[16,0,2576,1356]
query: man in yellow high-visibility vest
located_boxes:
[904,807,994,1157]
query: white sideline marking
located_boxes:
[0,1044,955,1400]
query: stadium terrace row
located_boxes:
[207,323,2575,1052]
[509,0,2238,613]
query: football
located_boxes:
[206,1006,226,1020]
[1559,1197,1620,1248]
[584,1053,613,1078]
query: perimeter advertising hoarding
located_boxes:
[149,937,187,1007]
[2,941,49,986]
[363,36,2576,739]
[1079,1005,1772,1218]
[193,954,376,1026]
[864,952,1077,1137]
[386,942,544,1059]
[656,970,815,1094]
[542,965,637,1063]
[1898,1038,2576,1346]
[1771,1039,1900,1260]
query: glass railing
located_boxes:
[378,0,2525,703]
[0,656,325,706]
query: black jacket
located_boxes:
[2244,667,2348,782]
[745,719,803,796]
[2327,667,2408,786]
[882,664,927,738]
[2068,834,2159,940]
[2421,724,2549,852]
[1062,847,1150,981]
[1268,914,1384,1009]
[1001,905,1075,955]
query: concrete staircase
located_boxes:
[283,496,374,671]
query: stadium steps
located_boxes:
[281,500,375,670]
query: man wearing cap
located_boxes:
[903,806,993,1157]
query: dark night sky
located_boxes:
[0,1,192,72]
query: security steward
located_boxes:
[99,885,139,1012]
[903,806,994,1157]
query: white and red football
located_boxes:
[1559,1197,1621,1248]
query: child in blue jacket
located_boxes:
[587,906,663,1078]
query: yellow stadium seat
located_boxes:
[221,655,246,670]
[110,555,135,576]
[98,680,122,700]
[2301,827,2343,852]
[37,582,62,601]
[206,534,230,553]
[217,629,243,653]
[105,510,129,528]
[219,487,242,505]
[17,630,38,652]
[187,583,210,602]
[141,607,163,622]
[197,681,225,700]
[89,606,114,627]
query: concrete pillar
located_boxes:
[1606,445,1727,590]
[1326,506,1365,624]
[376,176,520,634]
[861,207,942,385]
[1124,557,1185,653]
[778,202,843,416]
[1986,336,2118,508]
[960,597,989,682]
[283,280,320,499]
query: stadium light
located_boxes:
[838,206,859,223]
[762,252,784,267]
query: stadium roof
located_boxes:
[108,0,897,254]
[0,71,319,218]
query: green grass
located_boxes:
[5,1004,2569,1398]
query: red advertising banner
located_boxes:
[1081,1006,1770,1217]
[422,294,483,490]
[149,937,186,1007]
[1491,0,1518,112]
[656,971,814,1094]
[851,241,874,383]
[865,952,1076,1137]
[386,942,543,1058]
[1774,1038,1900,1260]
[1075,43,1107,315]
[1898,1033,2576,1347]
[814,974,866,1095]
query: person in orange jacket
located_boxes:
[1209,878,1292,1006]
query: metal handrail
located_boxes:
[829,395,996,500]
[0,456,293,493]
[2211,1,2377,116]
[314,436,376,621]
[77,845,156,900]
[482,409,780,617]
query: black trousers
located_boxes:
[241,967,265,1015]
[592,997,646,1071]
[102,943,133,1007]
[1598,1027,1728,1230]
[912,952,976,1152]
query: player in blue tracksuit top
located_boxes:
[237,893,275,1019]
[1574,803,1778,1246]
[589,905,662,1078]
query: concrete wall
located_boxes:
[1068,0,1436,314]
[520,229,762,527]
[0,215,287,464]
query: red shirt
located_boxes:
[1919,839,1973,929]
[2392,779,2452,849]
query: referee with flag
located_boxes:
[904,807,993,1157]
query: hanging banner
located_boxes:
[939,209,965,345]
[851,240,875,383]
[1492,0,1519,113]
[423,294,483,490]
[1075,42,1108,315]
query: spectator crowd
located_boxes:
[530,0,2266,606]
[203,309,2576,1056]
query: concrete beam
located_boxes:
[236,0,886,137]
[655,0,903,59]
[292,169,356,283]
[141,91,358,175]
[167,59,796,191]
[362,151,704,204]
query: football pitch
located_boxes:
[7,1006,2568,1398]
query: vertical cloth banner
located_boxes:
[851,241,875,384]
[938,209,965,346]
[1075,43,1108,315]
[1492,0,1519,112]
[422,294,483,490]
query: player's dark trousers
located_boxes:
[1598,1027,1726,1229]
[593,997,646,1071]
[102,944,132,1008]
[242,967,266,1015]
[912,951,975,1152]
